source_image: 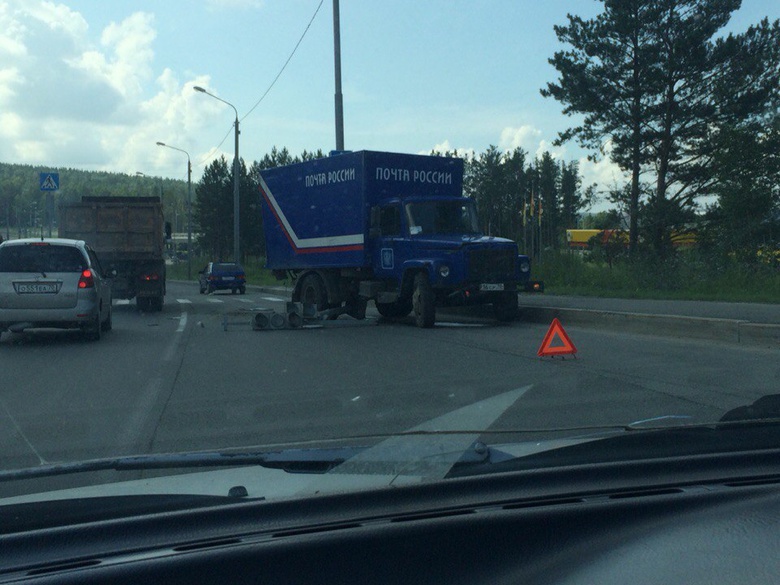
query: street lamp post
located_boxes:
[156,142,193,280]
[194,85,240,263]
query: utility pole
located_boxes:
[194,86,241,263]
[333,0,344,151]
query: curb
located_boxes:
[170,281,778,348]
[518,305,780,349]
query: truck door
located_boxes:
[370,203,408,284]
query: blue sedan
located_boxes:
[198,262,246,295]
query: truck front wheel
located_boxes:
[412,272,435,328]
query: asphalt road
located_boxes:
[1,282,778,496]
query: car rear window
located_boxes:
[0,244,87,273]
[214,263,242,272]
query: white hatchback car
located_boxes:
[0,238,113,341]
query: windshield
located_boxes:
[405,200,480,236]
[213,263,242,272]
[0,0,779,526]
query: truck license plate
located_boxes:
[479,283,504,291]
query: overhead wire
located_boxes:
[196,0,325,168]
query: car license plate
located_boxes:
[15,283,59,294]
[222,276,235,281]
[479,283,504,291]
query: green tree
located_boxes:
[559,161,591,230]
[543,0,780,260]
[194,157,233,260]
[709,119,780,260]
[542,0,661,255]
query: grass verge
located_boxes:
[167,252,779,304]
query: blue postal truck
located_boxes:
[259,150,535,328]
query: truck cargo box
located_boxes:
[59,197,165,261]
[259,151,463,271]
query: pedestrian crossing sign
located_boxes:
[40,172,59,191]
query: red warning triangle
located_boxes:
[537,318,577,357]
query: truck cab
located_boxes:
[368,196,529,325]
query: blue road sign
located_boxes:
[40,172,59,191]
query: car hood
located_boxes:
[0,386,537,505]
[409,234,518,251]
[2,390,776,507]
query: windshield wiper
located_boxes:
[0,447,365,484]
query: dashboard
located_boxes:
[3,445,780,584]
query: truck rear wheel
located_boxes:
[412,272,435,328]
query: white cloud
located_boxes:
[575,140,628,192]
[98,12,155,97]
[498,125,542,153]
[24,1,89,39]
[0,2,212,178]
[423,140,475,159]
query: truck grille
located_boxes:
[467,248,516,282]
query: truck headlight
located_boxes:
[438,265,450,278]
[519,260,530,273]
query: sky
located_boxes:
[1,0,778,203]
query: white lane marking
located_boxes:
[261,296,286,302]
[117,376,163,451]
[207,298,224,304]
[120,312,188,449]
[0,398,47,465]
[237,298,255,303]
[177,299,193,304]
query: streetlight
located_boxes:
[157,141,193,280]
[194,85,240,263]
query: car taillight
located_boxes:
[78,269,95,289]
[141,273,160,281]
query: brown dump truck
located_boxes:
[59,196,166,311]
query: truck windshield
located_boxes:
[405,200,480,236]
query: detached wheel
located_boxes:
[375,300,412,319]
[412,272,435,328]
[299,274,328,312]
